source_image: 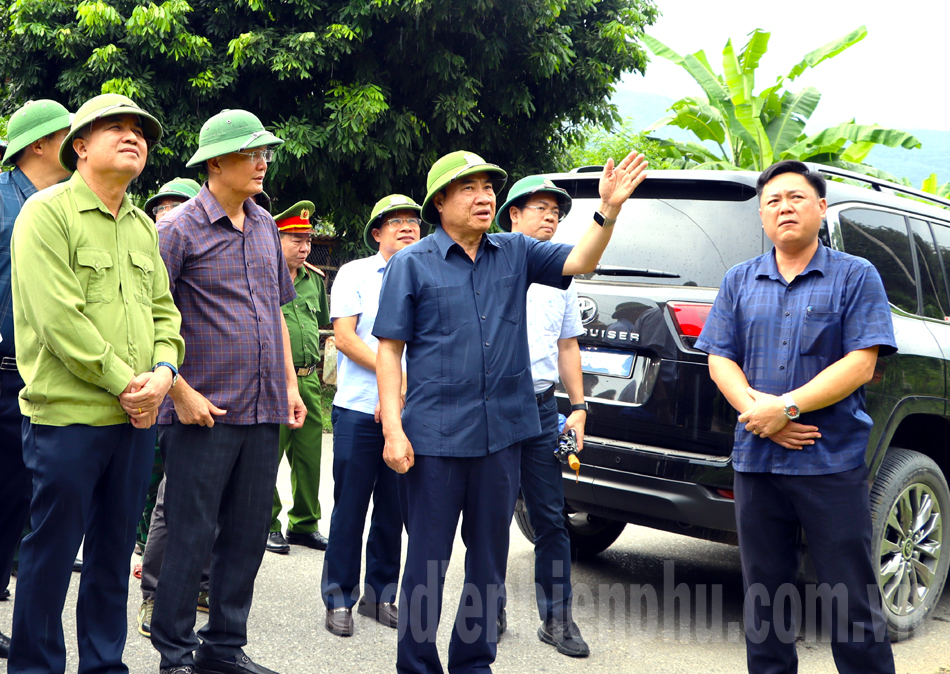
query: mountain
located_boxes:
[610,91,948,186]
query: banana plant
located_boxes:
[643,26,921,173]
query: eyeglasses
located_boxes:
[383,217,422,228]
[235,148,276,163]
[523,204,564,221]
[152,203,178,217]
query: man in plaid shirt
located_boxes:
[149,109,305,674]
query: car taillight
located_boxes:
[667,302,713,343]
[716,488,735,500]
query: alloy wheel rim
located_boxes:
[878,483,942,616]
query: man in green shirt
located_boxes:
[8,93,184,674]
[266,200,332,554]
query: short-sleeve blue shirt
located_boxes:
[694,242,897,475]
[373,226,572,457]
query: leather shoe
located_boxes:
[0,587,10,600]
[160,667,195,674]
[265,531,289,555]
[357,598,398,628]
[194,652,277,674]
[325,607,354,637]
[538,618,590,657]
[73,557,82,573]
[497,606,507,639]
[285,530,328,551]
[1,630,10,658]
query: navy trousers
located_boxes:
[517,395,573,623]
[150,422,279,669]
[734,464,895,674]
[321,406,402,609]
[0,368,30,593]
[9,421,154,674]
[396,445,521,674]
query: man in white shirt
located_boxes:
[321,194,425,637]
[496,176,590,657]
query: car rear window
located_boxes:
[550,178,764,288]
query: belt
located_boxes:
[1,357,17,372]
[535,384,555,404]
[296,364,317,377]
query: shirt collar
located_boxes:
[754,241,828,281]
[371,251,387,272]
[431,225,500,260]
[196,183,267,232]
[10,167,37,199]
[70,171,137,219]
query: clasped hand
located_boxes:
[739,387,821,450]
[119,368,173,429]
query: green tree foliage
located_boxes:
[0,0,658,250]
[643,26,921,176]
[566,117,668,170]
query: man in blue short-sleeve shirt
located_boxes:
[695,160,897,674]
[374,149,647,674]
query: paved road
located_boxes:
[2,432,949,673]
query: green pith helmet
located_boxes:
[420,151,507,226]
[1,99,72,167]
[274,200,316,234]
[496,175,573,232]
[186,109,283,167]
[143,178,202,215]
[363,194,426,252]
[59,94,162,172]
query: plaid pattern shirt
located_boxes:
[157,185,295,425]
[695,242,897,475]
[0,168,37,356]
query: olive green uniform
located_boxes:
[271,264,331,533]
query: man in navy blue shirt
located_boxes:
[695,160,897,674]
[374,149,647,674]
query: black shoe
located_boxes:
[357,597,398,628]
[0,587,10,600]
[160,667,195,674]
[285,530,328,551]
[194,652,277,674]
[538,619,590,657]
[265,531,289,555]
[325,607,354,637]
[1,630,10,658]
[73,557,82,573]
[496,607,507,639]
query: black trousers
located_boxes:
[0,368,30,593]
[734,464,895,674]
[150,422,279,668]
[10,421,154,674]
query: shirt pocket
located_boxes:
[800,305,841,356]
[492,274,522,324]
[421,382,477,435]
[497,368,527,423]
[418,284,470,335]
[128,250,154,306]
[75,247,116,304]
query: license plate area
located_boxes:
[580,348,635,379]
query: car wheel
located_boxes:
[513,498,626,558]
[869,448,950,641]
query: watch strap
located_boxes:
[592,211,617,228]
[571,402,589,412]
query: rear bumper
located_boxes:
[562,462,737,532]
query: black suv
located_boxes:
[513,165,950,641]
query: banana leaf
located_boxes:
[787,26,867,81]
[765,87,821,156]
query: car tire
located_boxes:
[869,448,950,642]
[514,498,627,558]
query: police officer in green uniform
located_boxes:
[266,201,332,554]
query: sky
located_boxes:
[617,0,949,132]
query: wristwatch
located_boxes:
[154,361,179,388]
[592,211,617,228]
[782,393,800,420]
[571,402,589,413]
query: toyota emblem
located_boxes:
[578,297,597,324]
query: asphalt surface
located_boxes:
[2,431,949,673]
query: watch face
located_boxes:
[787,405,800,417]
